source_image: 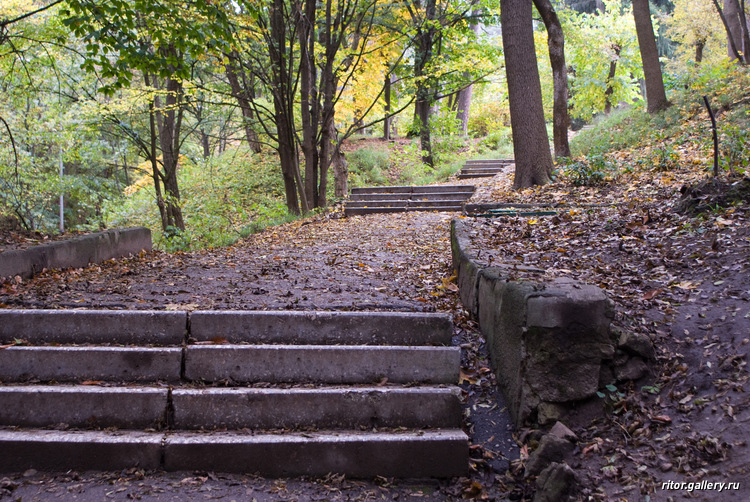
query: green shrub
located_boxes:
[562,154,616,186]
[347,145,390,187]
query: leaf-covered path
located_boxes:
[2,162,750,500]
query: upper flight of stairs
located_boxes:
[344,185,475,217]
[0,309,468,478]
[457,159,513,179]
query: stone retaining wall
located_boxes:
[0,227,152,280]
[451,219,617,425]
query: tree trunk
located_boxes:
[455,15,480,136]
[632,0,670,113]
[696,39,706,63]
[225,54,262,153]
[604,45,620,114]
[270,0,302,214]
[413,0,437,168]
[299,0,318,210]
[722,0,750,63]
[383,73,392,140]
[501,0,553,188]
[533,0,571,159]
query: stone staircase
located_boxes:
[0,310,468,477]
[457,159,513,179]
[344,185,475,216]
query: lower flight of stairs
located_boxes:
[344,185,475,216]
[0,310,468,478]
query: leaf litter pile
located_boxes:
[463,161,750,500]
[2,157,750,500]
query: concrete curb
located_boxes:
[0,227,151,280]
[451,218,615,425]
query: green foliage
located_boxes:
[104,148,295,251]
[347,145,390,187]
[560,0,644,120]
[561,154,616,186]
[468,101,508,138]
[477,127,513,153]
[720,123,750,174]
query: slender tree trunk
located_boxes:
[696,38,706,63]
[501,0,553,188]
[534,0,571,159]
[604,45,620,114]
[413,0,437,168]
[632,0,671,113]
[383,73,392,140]
[298,0,318,209]
[225,54,262,153]
[455,14,480,136]
[270,0,302,214]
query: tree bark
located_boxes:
[455,14,480,136]
[501,0,553,189]
[604,44,620,114]
[383,73,392,140]
[533,0,571,159]
[269,0,302,214]
[632,0,670,113]
[412,0,437,168]
[225,54,263,153]
[722,0,750,63]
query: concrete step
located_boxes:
[0,309,186,345]
[457,172,500,179]
[0,428,469,477]
[185,345,459,384]
[0,309,469,478]
[189,310,453,346]
[350,185,474,195]
[0,310,453,347]
[344,206,463,216]
[0,385,461,431]
[349,192,472,201]
[1,344,458,385]
[345,200,467,209]
[463,158,513,165]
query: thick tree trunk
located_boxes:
[501,0,553,188]
[632,0,670,113]
[533,0,571,159]
[722,0,750,62]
